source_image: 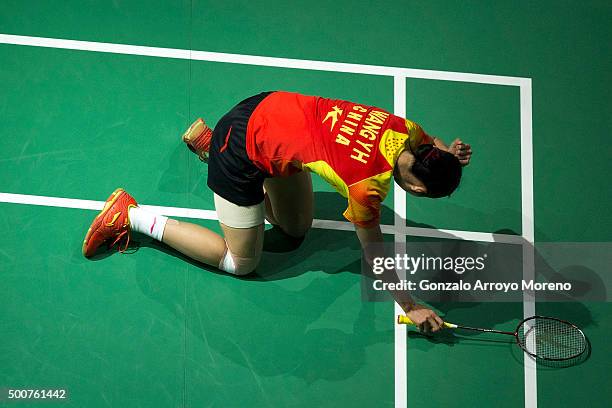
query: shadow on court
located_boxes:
[107,190,596,374]
[126,191,397,382]
[132,231,395,382]
[311,192,597,367]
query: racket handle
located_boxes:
[397,315,457,329]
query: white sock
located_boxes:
[128,206,168,241]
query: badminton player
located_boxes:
[82,91,472,332]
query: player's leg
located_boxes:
[143,192,264,275]
[217,223,264,275]
[115,93,267,269]
[209,193,264,275]
[264,170,314,239]
[160,218,226,266]
[193,92,268,271]
[83,93,270,271]
[161,218,263,276]
[164,93,269,273]
[81,189,224,265]
[82,188,263,275]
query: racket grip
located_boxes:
[397,315,415,325]
[397,315,456,329]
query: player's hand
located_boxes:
[449,138,472,166]
[404,304,444,334]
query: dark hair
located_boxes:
[409,144,462,198]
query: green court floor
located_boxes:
[1,1,610,407]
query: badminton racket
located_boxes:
[397,315,586,361]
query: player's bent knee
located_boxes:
[218,248,260,276]
[283,217,312,239]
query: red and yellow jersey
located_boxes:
[245,91,432,227]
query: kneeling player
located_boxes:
[82,91,472,332]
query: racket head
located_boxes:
[515,316,587,361]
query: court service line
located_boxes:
[0,33,526,86]
[0,192,217,220]
[0,192,523,244]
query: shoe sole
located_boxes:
[182,118,212,160]
[82,188,125,257]
[182,118,205,145]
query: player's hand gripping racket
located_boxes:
[397,315,586,361]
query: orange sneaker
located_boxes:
[182,118,213,162]
[82,188,137,257]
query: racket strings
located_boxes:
[517,317,586,360]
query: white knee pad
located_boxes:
[214,193,265,228]
[218,248,260,276]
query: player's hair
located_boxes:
[409,144,462,198]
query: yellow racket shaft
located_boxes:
[397,315,457,329]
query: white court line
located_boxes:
[0,192,521,244]
[0,192,217,220]
[0,32,536,408]
[520,80,537,408]
[294,219,524,244]
[393,76,408,408]
[0,33,526,86]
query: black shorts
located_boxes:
[207,91,273,206]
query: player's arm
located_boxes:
[402,117,472,166]
[355,223,444,332]
[354,222,411,309]
[429,133,472,166]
